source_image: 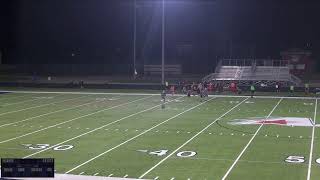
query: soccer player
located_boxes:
[305,83,309,95]
[290,85,294,96]
[170,85,175,96]
[275,83,280,93]
[250,84,255,98]
[161,90,166,102]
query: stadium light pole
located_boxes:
[161,0,165,85]
[133,0,137,79]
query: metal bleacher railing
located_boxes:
[202,59,301,86]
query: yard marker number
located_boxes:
[148,150,197,158]
[24,144,73,151]
[285,156,320,164]
[285,156,305,163]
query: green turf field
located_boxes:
[0,90,319,180]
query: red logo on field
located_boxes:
[229,117,318,127]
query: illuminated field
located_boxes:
[0,90,319,180]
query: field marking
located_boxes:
[0,95,153,144]
[1,94,63,107]
[0,94,31,101]
[307,98,317,180]
[64,97,216,174]
[139,98,249,178]
[1,90,319,99]
[221,98,283,180]
[0,95,110,128]
[23,96,185,158]
[0,95,89,116]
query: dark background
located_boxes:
[1,0,319,74]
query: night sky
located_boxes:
[1,0,319,72]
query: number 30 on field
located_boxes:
[24,144,73,151]
[285,156,320,164]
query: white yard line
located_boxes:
[23,96,185,158]
[1,90,318,99]
[307,98,317,180]
[221,98,283,180]
[1,94,60,106]
[139,98,249,179]
[0,95,89,116]
[0,95,153,144]
[65,97,217,174]
[0,95,106,128]
[0,94,30,101]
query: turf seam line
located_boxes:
[0,95,89,117]
[64,97,215,174]
[22,96,183,158]
[0,90,318,99]
[307,98,317,180]
[139,97,249,179]
[221,98,283,180]
[0,95,153,144]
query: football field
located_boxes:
[0,90,319,180]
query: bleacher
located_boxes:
[203,59,302,86]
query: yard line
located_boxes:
[307,98,317,180]
[1,94,60,106]
[0,95,103,128]
[221,98,283,180]
[139,98,249,178]
[0,94,30,101]
[0,95,89,116]
[65,97,216,174]
[23,96,184,158]
[0,95,153,144]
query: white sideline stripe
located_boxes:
[23,96,184,158]
[0,95,100,128]
[307,98,317,180]
[139,98,249,178]
[64,97,216,174]
[0,95,153,144]
[221,98,283,180]
[0,90,318,99]
[0,95,88,116]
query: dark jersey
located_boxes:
[161,91,166,99]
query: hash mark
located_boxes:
[79,172,84,175]
[108,173,113,177]
[154,176,159,180]
[170,178,175,180]
[124,174,128,178]
[93,173,99,176]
